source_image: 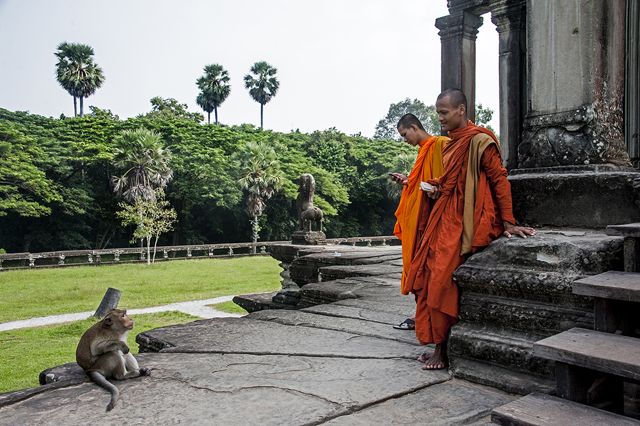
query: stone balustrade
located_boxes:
[0,236,397,271]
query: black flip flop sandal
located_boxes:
[393,318,415,330]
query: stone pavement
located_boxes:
[0,245,514,425]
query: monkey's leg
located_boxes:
[110,352,142,380]
[124,352,151,376]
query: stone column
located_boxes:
[627,0,640,165]
[491,0,526,170]
[435,11,484,122]
[519,0,629,168]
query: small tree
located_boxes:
[236,142,283,252]
[55,42,105,117]
[117,192,176,264]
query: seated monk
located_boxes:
[390,113,448,331]
[406,88,536,370]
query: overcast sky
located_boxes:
[0,0,499,136]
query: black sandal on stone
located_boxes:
[393,318,415,330]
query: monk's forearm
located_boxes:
[482,146,516,224]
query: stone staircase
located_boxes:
[449,229,623,394]
[490,223,640,425]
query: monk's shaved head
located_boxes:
[397,113,425,131]
[437,89,467,111]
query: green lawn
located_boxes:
[210,300,249,314]
[0,311,198,393]
[0,257,281,323]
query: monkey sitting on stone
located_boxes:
[76,308,150,411]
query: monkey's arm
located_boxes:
[92,340,129,356]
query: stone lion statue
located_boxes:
[296,173,323,232]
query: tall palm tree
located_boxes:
[237,141,283,252]
[244,61,279,129]
[196,64,231,124]
[111,128,173,203]
[55,42,105,117]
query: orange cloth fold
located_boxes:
[393,136,448,295]
[406,122,515,345]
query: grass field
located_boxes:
[0,256,281,393]
[0,257,281,323]
[0,311,198,393]
[210,300,249,314]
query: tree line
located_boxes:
[0,104,416,253]
[55,42,279,128]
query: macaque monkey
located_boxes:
[76,309,150,411]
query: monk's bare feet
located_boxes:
[422,343,447,370]
[417,352,431,363]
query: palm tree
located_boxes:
[55,42,105,117]
[237,141,283,252]
[244,61,279,129]
[196,64,231,124]
[111,128,173,203]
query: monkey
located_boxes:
[76,308,150,411]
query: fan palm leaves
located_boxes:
[111,128,173,203]
[236,141,283,250]
[244,61,279,129]
[196,64,231,124]
[55,42,105,117]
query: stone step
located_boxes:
[232,292,290,313]
[573,271,640,302]
[454,264,593,308]
[449,323,554,379]
[534,328,640,382]
[460,292,593,336]
[607,223,640,238]
[450,357,555,396]
[318,263,401,282]
[491,392,640,425]
[458,230,623,274]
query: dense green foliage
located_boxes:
[0,106,414,252]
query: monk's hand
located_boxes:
[503,222,536,239]
[389,172,408,185]
[423,184,440,199]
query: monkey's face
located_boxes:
[103,309,134,331]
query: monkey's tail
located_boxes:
[88,371,119,411]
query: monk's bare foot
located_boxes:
[422,343,447,370]
[417,352,431,363]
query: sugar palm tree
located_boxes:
[244,61,279,129]
[111,128,173,203]
[196,64,231,124]
[55,42,105,117]
[237,141,283,252]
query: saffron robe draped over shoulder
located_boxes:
[406,122,516,345]
[393,136,448,295]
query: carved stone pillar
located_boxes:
[435,11,484,122]
[491,0,526,170]
[627,0,640,165]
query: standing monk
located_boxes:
[390,113,449,331]
[407,89,535,370]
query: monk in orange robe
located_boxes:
[390,114,449,330]
[406,89,536,370]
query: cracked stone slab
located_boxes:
[248,309,419,345]
[0,353,449,426]
[323,379,514,425]
[137,317,425,359]
[302,302,412,326]
[332,298,416,315]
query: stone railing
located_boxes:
[0,236,398,271]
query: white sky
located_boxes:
[0,0,499,136]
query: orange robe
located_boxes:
[406,122,516,345]
[393,136,448,295]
